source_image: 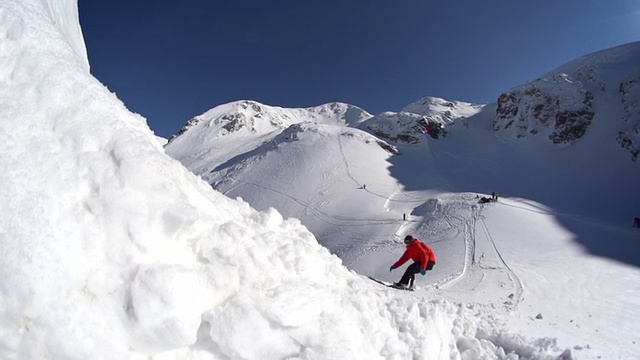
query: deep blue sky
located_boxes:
[79,1,639,138]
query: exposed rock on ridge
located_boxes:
[361,97,484,144]
[618,78,640,161]
[494,73,595,145]
[493,41,640,161]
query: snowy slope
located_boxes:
[167,36,640,257]
[190,121,403,264]
[166,42,640,359]
[0,1,589,360]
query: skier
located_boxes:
[389,235,436,289]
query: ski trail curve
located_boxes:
[479,217,524,309]
[420,197,525,312]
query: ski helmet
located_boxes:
[404,235,413,244]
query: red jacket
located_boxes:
[392,238,436,271]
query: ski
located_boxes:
[367,276,414,291]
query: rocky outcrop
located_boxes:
[493,41,640,162]
[167,117,202,143]
[617,131,639,161]
[360,97,484,144]
[494,73,595,145]
[618,79,640,161]
[421,118,447,139]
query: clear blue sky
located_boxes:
[79,0,639,138]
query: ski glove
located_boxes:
[420,269,426,275]
[389,266,394,272]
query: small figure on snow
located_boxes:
[389,235,436,289]
[479,192,499,204]
[478,196,492,204]
[633,217,640,228]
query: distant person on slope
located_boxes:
[389,235,436,289]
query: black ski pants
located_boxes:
[399,260,435,287]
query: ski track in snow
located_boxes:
[479,216,524,306]
[223,168,527,311]
[224,175,402,226]
[217,136,528,312]
[403,195,523,308]
[337,133,361,188]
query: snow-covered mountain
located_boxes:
[163,42,640,359]
[166,41,640,238]
[3,1,640,359]
[166,100,373,173]
[494,41,640,160]
[358,97,485,143]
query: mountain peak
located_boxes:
[168,100,373,144]
[303,102,373,126]
[401,96,485,120]
[355,97,485,145]
[494,41,640,159]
